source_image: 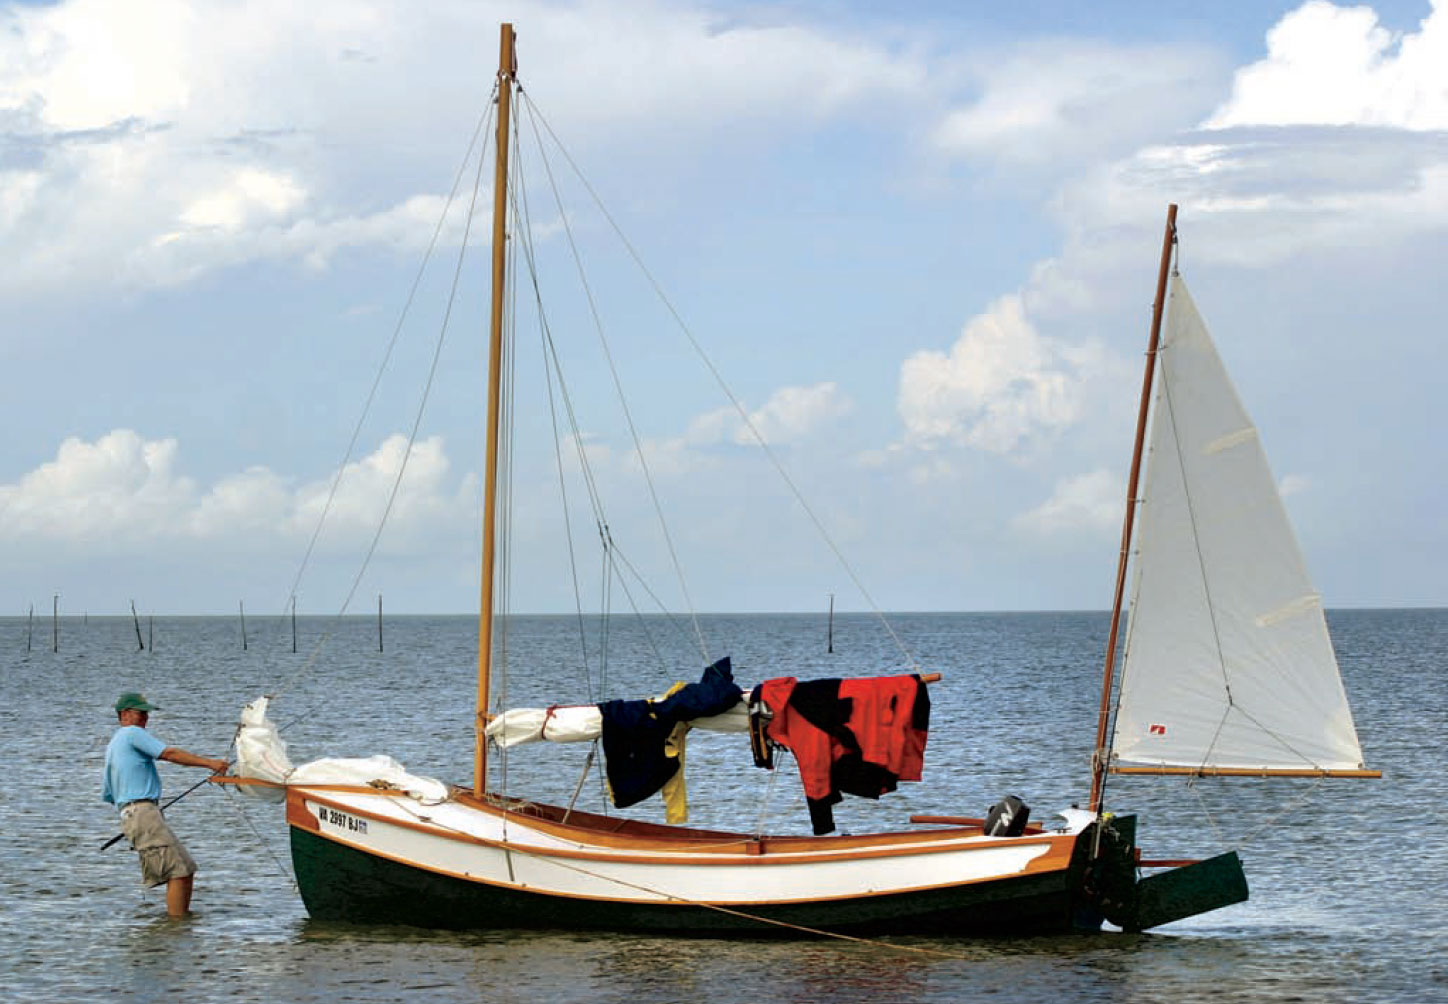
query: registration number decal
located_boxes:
[318,805,369,834]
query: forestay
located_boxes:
[1111,275,1368,772]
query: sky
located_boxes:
[1,0,1446,618]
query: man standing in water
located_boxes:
[103,692,229,917]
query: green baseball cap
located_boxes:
[115,691,159,713]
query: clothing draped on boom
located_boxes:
[751,674,930,835]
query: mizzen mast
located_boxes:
[1088,203,1177,814]
[476,22,516,798]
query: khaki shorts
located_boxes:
[119,801,197,887]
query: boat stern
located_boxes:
[1082,814,1250,932]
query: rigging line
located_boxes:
[520,91,917,672]
[386,798,972,961]
[219,786,297,890]
[512,135,597,700]
[606,540,709,662]
[261,93,496,694]
[271,96,495,716]
[753,757,783,840]
[1184,774,1227,849]
[496,119,527,803]
[1155,312,1239,773]
[599,533,612,699]
[596,541,612,809]
[518,89,709,667]
[482,153,707,682]
[1237,773,1326,849]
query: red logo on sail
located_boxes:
[1148,724,1167,735]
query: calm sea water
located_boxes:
[4,609,1445,1003]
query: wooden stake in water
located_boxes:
[827,593,834,654]
[27,603,33,652]
[130,600,145,651]
[377,593,384,653]
[239,600,248,651]
[148,616,154,653]
[291,597,297,654]
[52,594,58,653]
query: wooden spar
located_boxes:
[377,593,384,652]
[240,600,248,651]
[1088,203,1177,815]
[52,594,58,652]
[1113,766,1383,778]
[27,603,33,652]
[476,22,517,799]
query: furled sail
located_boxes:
[1111,274,1369,773]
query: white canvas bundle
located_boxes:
[288,756,450,804]
[232,697,450,803]
[233,696,294,801]
[1112,276,1367,772]
[486,700,749,749]
[486,705,604,748]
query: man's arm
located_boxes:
[159,747,229,774]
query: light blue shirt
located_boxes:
[102,725,167,806]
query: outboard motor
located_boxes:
[984,795,1030,837]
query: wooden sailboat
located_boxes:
[233,25,1377,935]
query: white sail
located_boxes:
[1112,274,1367,772]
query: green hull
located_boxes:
[290,825,1109,936]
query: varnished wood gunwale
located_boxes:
[1111,766,1382,778]
[287,787,1078,871]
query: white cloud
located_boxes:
[1013,468,1121,535]
[633,382,852,477]
[897,294,1106,453]
[0,430,196,542]
[0,429,474,554]
[993,2,1448,322]
[933,40,1224,171]
[0,0,931,298]
[177,167,306,232]
[688,382,851,447]
[1206,0,1448,130]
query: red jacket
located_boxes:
[757,674,929,834]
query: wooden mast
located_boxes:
[475,22,516,798]
[1088,203,1177,815]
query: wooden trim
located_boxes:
[290,823,1078,908]
[292,788,1077,869]
[210,775,281,788]
[1111,766,1382,778]
[215,776,418,795]
[907,814,1047,835]
[451,790,1029,855]
[286,790,320,832]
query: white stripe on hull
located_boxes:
[295,787,1075,906]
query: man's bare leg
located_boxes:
[166,875,194,917]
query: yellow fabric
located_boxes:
[661,720,691,824]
